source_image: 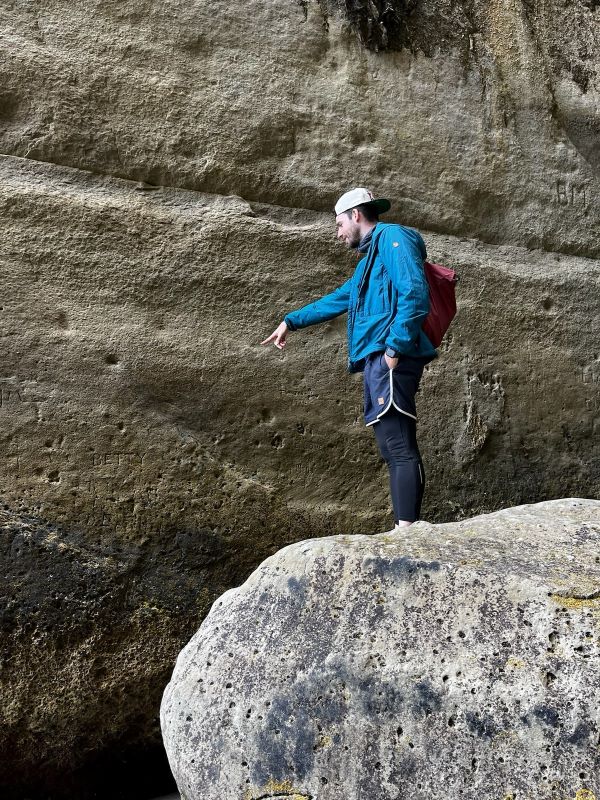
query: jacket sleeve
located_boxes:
[381,229,430,355]
[283,277,352,331]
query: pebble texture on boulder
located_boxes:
[161,499,600,800]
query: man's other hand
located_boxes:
[261,321,289,350]
[384,354,399,369]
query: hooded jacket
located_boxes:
[284,222,437,373]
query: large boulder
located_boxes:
[161,498,600,800]
[1,0,598,257]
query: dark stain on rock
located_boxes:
[532,705,561,729]
[287,576,306,595]
[322,0,475,57]
[465,711,499,738]
[365,556,440,583]
[253,675,348,784]
[566,721,595,745]
[360,676,405,717]
[413,680,442,718]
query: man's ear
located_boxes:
[351,207,361,223]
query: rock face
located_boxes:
[1,0,599,793]
[161,499,600,800]
[0,153,599,793]
[1,0,599,257]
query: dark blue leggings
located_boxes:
[372,408,425,523]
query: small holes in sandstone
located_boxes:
[105,353,119,365]
[229,702,235,708]
[47,470,60,483]
[396,726,403,736]
[544,672,557,687]
[448,717,456,727]
[226,683,232,689]
[186,715,192,722]
[408,741,414,749]
[458,631,466,638]
[321,777,328,785]
[442,675,449,682]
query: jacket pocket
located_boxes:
[359,264,391,317]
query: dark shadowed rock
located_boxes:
[161,499,600,800]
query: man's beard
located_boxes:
[347,226,362,249]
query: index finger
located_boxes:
[261,333,276,345]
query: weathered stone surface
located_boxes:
[1,154,599,534]
[1,0,598,794]
[161,498,600,800]
[1,0,598,256]
[1,153,598,794]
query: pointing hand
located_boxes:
[261,321,289,350]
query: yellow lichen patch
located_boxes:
[549,595,600,609]
[245,778,311,800]
[575,789,596,800]
[502,793,515,800]
[265,778,293,793]
[314,734,333,750]
[505,657,525,669]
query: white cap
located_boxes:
[334,187,391,216]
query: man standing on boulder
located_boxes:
[261,188,436,532]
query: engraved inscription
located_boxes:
[0,387,23,406]
[556,180,590,209]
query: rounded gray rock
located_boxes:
[161,499,600,800]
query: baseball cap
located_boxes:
[334,187,391,216]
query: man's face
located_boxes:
[335,210,361,249]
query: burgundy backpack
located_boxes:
[422,260,457,348]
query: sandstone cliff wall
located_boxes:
[1,0,599,255]
[1,0,599,794]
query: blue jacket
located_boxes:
[284,222,437,373]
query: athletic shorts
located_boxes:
[363,351,427,427]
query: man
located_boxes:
[261,188,437,533]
